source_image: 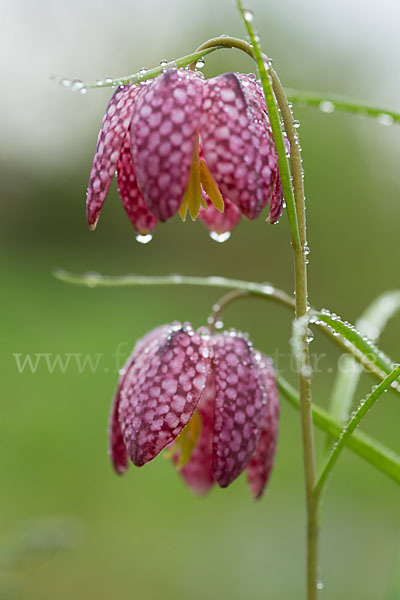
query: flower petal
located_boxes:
[200,73,277,220]
[117,133,158,234]
[179,373,215,495]
[130,70,204,222]
[247,356,280,499]
[108,325,170,474]
[267,171,284,224]
[211,331,267,487]
[109,380,129,475]
[199,194,241,235]
[86,84,143,230]
[119,323,212,466]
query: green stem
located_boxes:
[277,375,400,485]
[314,364,400,496]
[235,3,318,598]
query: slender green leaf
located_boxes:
[314,364,400,495]
[277,375,400,486]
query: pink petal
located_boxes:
[199,194,241,235]
[179,373,215,495]
[267,172,284,224]
[119,323,212,466]
[117,133,158,234]
[86,84,143,230]
[109,378,129,474]
[108,325,170,474]
[247,356,280,499]
[200,73,277,220]
[211,331,267,487]
[130,70,204,222]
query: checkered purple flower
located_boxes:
[86,69,284,237]
[109,322,279,499]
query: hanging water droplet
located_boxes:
[60,78,72,88]
[135,233,153,244]
[293,120,301,128]
[319,100,335,114]
[377,113,394,126]
[71,79,84,92]
[316,581,324,590]
[210,231,231,243]
[253,31,260,42]
[243,8,254,22]
[79,87,87,95]
[306,329,314,343]
[215,320,224,330]
[196,57,205,69]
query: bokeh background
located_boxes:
[1,0,400,598]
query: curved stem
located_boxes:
[208,289,249,334]
[189,36,255,68]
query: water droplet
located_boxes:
[307,329,314,343]
[215,320,224,330]
[160,59,168,70]
[377,113,394,126]
[135,233,153,244]
[304,245,310,255]
[60,78,72,88]
[293,120,301,128]
[96,79,104,86]
[210,231,231,243]
[253,31,260,42]
[317,581,324,590]
[319,100,335,114]
[79,87,87,95]
[196,57,205,69]
[243,8,254,22]
[139,67,148,75]
[71,79,84,91]
[105,77,113,84]
[201,348,210,358]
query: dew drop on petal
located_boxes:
[135,233,153,244]
[210,231,231,243]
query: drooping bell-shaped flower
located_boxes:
[109,322,280,499]
[86,69,284,238]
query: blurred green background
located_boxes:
[1,0,400,598]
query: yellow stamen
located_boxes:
[178,133,225,222]
[199,159,224,213]
[179,196,189,221]
[165,410,202,468]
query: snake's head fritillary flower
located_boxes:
[86,69,284,240]
[109,323,280,499]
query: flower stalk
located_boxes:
[235,3,319,597]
